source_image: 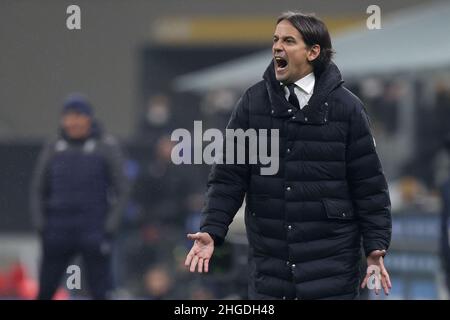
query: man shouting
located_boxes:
[185,12,392,300]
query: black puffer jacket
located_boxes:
[201,61,392,300]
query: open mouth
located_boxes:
[274,56,288,70]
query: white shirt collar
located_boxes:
[294,72,315,95]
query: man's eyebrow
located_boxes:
[273,35,297,40]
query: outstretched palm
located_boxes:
[184,232,215,273]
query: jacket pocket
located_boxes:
[322,198,355,220]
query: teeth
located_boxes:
[275,57,287,69]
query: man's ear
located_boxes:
[307,44,321,62]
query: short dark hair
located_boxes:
[277,11,335,73]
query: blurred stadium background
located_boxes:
[1,0,450,299]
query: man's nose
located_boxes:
[273,41,282,53]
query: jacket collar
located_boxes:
[263,60,344,125]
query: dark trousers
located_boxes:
[37,229,113,300]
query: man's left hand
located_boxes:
[361,250,392,296]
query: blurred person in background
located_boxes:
[133,136,187,228]
[200,89,239,130]
[185,12,392,300]
[140,264,176,299]
[130,135,208,278]
[440,133,450,293]
[140,94,173,148]
[431,83,450,188]
[434,82,450,149]
[30,94,129,299]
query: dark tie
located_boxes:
[286,83,300,110]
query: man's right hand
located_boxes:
[184,232,214,273]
